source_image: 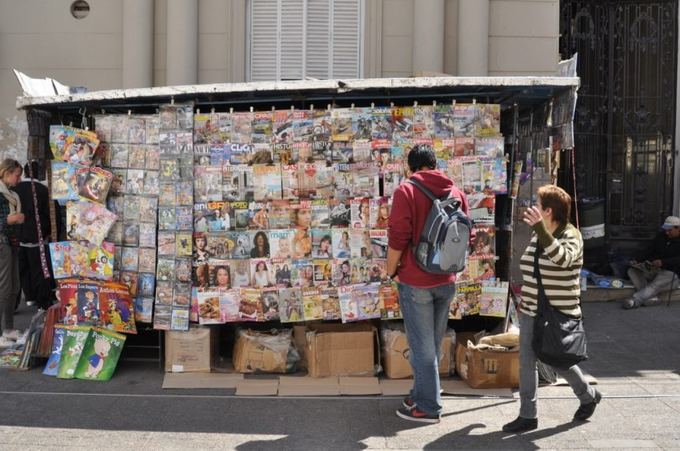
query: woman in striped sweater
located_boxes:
[503,185,601,434]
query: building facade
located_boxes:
[0,0,560,161]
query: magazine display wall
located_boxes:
[48,102,512,335]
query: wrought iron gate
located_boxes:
[560,0,677,254]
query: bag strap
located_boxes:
[532,243,550,315]
[407,178,460,207]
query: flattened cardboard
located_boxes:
[165,326,218,373]
[379,379,412,396]
[305,323,378,378]
[162,372,243,389]
[440,379,514,397]
[339,376,381,395]
[235,379,279,396]
[278,376,340,396]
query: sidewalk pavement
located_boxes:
[0,300,678,450]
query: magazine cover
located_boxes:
[476,136,504,158]
[193,203,209,232]
[231,112,253,144]
[332,259,352,286]
[461,157,482,193]
[268,200,291,229]
[381,164,404,198]
[480,281,509,317]
[392,106,414,139]
[153,304,172,330]
[50,242,74,279]
[310,199,330,228]
[86,241,115,280]
[51,161,80,202]
[93,115,113,143]
[351,107,373,140]
[433,104,455,138]
[311,229,333,258]
[310,128,332,164]
[458,282,483,317]
[66,201,118,246]
[351,258,371,284]
[237,164,255,201]
[231,259,251,288]
[145,115,160,144]
[192,114,212,144]
[338,285,358,323]
[332,141,353,164]
[302,287,323,321]
[453,103,476,137]
[238,287,264,322]
[251,111,272,144]
[159,158,179,181]
[269,229,294,259]
[49,125,76,161]
[174,180,193,206]
[63,128,99,166]
[43,325,69,376]
[480,157,508,194]
[470,225,496,259]
[159,131,177,154]
[138,248,157,273]
[204,166,223,202]
[297,162,317,198]
[353,162,380,198]
[74,327,126,381]
[56,325,92,379]
[231,231,253,259]
[292,259,314,288]
[133,297,154,323]
[273,109,294,144]
[292,110,313,143]
[291,228,312,259]
[320,286,341,320]
[468,258,496,283]
[290,200,312,229]
[58,279,80,325]
[249,258,274,288]
[176,131,193,154]
[453,137,475,157]
[379,282,401,319]
[197,290,223,324]
[220,289,241,322]
[252,141,273,163]
[331,229,351,259]
[176,232,193,257]
[207,258,232,289]
[433,138,454,161]
[368,197,390,229]
[349,229,371,258]
[369,229,388,259]
[222,163,240,201]
[158,206,177,231]
[127,117,146,144]
[371,106,392,140]
[230,201,250,230]
[261,286,280,321]
[99,281,136,334]
[331,109,352,141]
[353,283,382,321]
[281,163,299,199]
[413,105,434,139]
[278,288,303,322]
[329,199,351,228]
[253,164,282,201]
[110,116,129,143]
[228,143,252,165]
[350,198,370,229]
[466,191,496,224]
[123,195,141,222]
[76,282,101,325]
[313,259,333,286]
[157,183,176,208]
[171,307,190,331]
[247,201,268,230]
[272,258,292,287]
[138,273,156,297]
[475,104,501,137]
[202,232,234,260]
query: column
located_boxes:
[457,0,489,76]
[122,0,154,88]
[413,0,445,74]
[166,0,198,86]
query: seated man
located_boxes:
[623,216,680,309]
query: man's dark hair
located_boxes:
[407,144,437,173]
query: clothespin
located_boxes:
[170,97,175,105]
[327,104,331,111]
[290,105,294,111]
[229,107,234,114]
[390,102,394,108]
[310,104,314,112]
[472,98,477,105]
[370,102,374,108]
[197,108,201,114]
[350,103,355,109]
[249,106,254,113]
[127,110,132,117]
[452,99,456,107]
[211,107,215,114]
[432,100,437,107]
[413,101,418,107]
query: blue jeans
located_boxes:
[397,281,456,415]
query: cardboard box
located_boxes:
[304,323,379,378]
[455,332,519,389]
[165,326,217,373]
[232,329,293,374]
[382,329,453,379]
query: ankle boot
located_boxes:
[502,416,538,433]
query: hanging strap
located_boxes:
[532,243,550,315]
[28,163,51,280]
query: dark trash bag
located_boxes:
[532,245,588,370]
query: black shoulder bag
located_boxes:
[532,244,588,370]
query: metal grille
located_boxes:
[560,0,677,247]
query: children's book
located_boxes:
[56,325,92,379]
[66,201,118,246]
[50,242,74,279]
[86,241,115,280]
[76,281,101,325]
[43,325,69,376]
[99,281,137,334]
[74,327,127,381]
[51,161,81,202]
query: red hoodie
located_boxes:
[388,169,472,288]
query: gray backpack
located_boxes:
[407,178,473,274]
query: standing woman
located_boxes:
[0,159,24,347]
[503,185,600,433]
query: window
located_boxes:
[248,0,363,81]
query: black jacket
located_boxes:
[13,180,51,244]
[644,232,680,274]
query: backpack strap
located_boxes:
[407,178,459,206]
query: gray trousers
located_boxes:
[0,243,19,334]
[519,312,596,419]
[628,267,679,303]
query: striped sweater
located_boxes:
[519,221,583,318]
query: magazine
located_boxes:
[271,259,292,288]
[332,109,352,141]
[72,327,127,381]
[476,136,504,158]
[51,161,81,202]
[56,325,92,379]
[197,290,223,324]
[175,259,193,285]
[238,287,264,322]
[76,281,101,325]
[247,201,269,230]
[311,229,333,259]
[353,283,382,320]
[86,241,115,280]
[392,106,414,139]
[261,287,280,321]
[302,287,323,321]
[332,141,353,163]
[231,112,253,144]
[310,199,330,228]
[475,104,501,137]
[479,281,509,317]
[413,105,434,139]
[222,163,240,201]
[231,231,254,259]
[278,288,303,322]
[433,104,455,138]
[453,103,476,137]
[470,224,496,259]
[253,164,282,201]
[251,111,272,144]
[292,259,314,288]
[329,199,351,228]
[66,201,118,246]
[353,162,380,198]
[269,229,294,259]
[338,285,358,322]
[369,229,388,259]
[220,289,241,323]
[350,198,370,229]
[99,281,137,334]
[273,110,294,145]
[281,163,299,199]
[268,200,291,229]
[379,282,401,319]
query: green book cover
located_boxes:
[74,327,127,381]
[56,326,92,379]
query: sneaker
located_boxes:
[642,297,661,307]
[2,329,22,341]
[574,389,602,421]
[622,298,640,309]
[402,396,415,409]
[0,336,15,348]
[502,416,538,433]
[395,406,440,424]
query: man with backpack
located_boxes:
[386,144,473,423]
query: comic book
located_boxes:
[219,289,241,322]
[460,281,483,317]
[253,164,282,201]
[239,287,264,322]
[412,105,434,139]
[353,162,380,198]
[268,229,294,260]
[171,307,190,331]
[278,288,303,322]
[268,200,291,229]
[475,104,501,137]
[49,125,76,160]
[175,259,193,285]
[231,112,253,144]
[75,281,101,325]
[56,325,92,379]
[51,161,81,202]
[313,259,333,286]
[99,281,136,334]
[392,106,414,139]
[86,241,115,280]
[261,286,280,321]
[120,246,138,272]
[379,282,401,319]
[66,201,117,246]
[133,297,153,323]
[470,224,496,260]
[62,128,99,166]
[110,144,129,169]
[153,304,172,330]
[70,327,126,381]
[281,163,299,199]
[291,259,314,288]
[222,163,240,201]
[50,242,74,279]
[302,287,323,321]
[479,281,509,317]
[138,248,157,273]
[43,324,69,376]
[158,206,177,231]
[197,290,223,324]
[138,273,156,297]
[119,271,139,297]
[453,103,476,137]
